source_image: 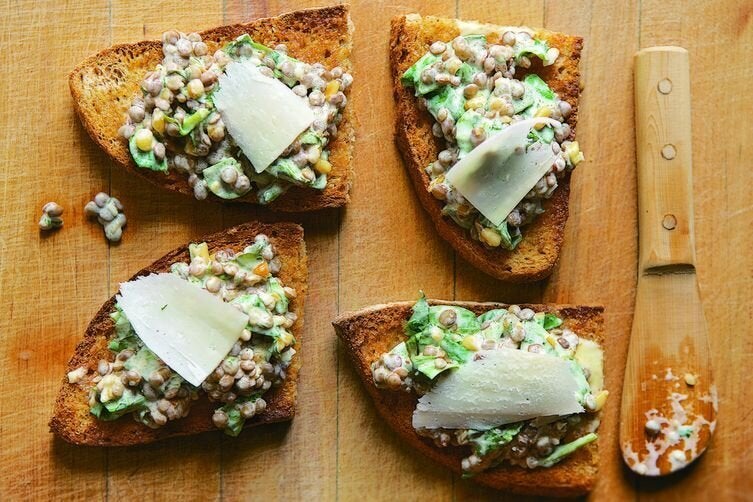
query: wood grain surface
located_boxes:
[0,0,750,500]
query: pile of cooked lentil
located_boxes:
[371,296,606,474]
[68,234,298,436]
[119,30,351,204]
[401,33,584,250]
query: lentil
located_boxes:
[84,192,126,242]
[39,202,64,231]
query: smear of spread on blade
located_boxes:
[214,60,315,173]
[623,383,718,476]
[444,118,558,227]
[412,348,584,430]
[116,273,248,387]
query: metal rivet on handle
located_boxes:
[662,214,677,230]
[662,144,677,160]
[658,78,673,94]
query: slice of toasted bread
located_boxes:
[50,222,307,446]
[69,5,353,211]
[390,14,583,282]
[333,300,604,497]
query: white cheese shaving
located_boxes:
[116,273,248,386]
[444,118,559,227]
[214,60,315,173]
[412,348,584,430]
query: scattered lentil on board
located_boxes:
[84,192,126,242]
[38,202,63,231]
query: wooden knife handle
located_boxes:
[634,47,696,272]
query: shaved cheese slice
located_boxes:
[214,60,315,173]
[116,273,248,386]
[444,118,559,227]
[412,348,584,430]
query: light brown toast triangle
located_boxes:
[390,14,583,282]
[333,300,604,497]
[50,222,307,446]
[69,5,353,211]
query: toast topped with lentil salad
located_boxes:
[69,5,353,211]
[50,222,307,446]
[333,298,606,497]
[391,14,584,282]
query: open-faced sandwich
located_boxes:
[334,295,606,496]
[391,14,584,282]
[50,222,306,445]
[70,5,353,211]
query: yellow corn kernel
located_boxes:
[594,390,609,411]
[533,107,553,129]
[488,97,504,111]
[479,228,502,247]
[314,158,332,175]
[566,141,584,166]
[281,331,294,345]
[500,115,512,124]
[324,80,340,99]
[462,335,482,351]
[189,242,210,262]
[275,331,294,352]
[152,109,166,134]
[134,128,154,152]
[465,96,486,110]
[546,334,558,348]
[253,261,270,277]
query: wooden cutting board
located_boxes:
[0,0,750,500]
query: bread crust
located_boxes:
[49,221,307,446]
[333,300,604,496]
[390,14,583,282]
[69,5,354,211]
